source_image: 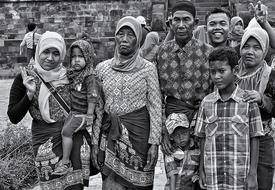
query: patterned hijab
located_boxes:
[112,16,145,72]
[67,39,95,88]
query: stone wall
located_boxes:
[0,0,166,73]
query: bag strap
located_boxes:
[32,31,36,58]
[34,70,70,115]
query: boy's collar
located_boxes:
[213,84,242,103]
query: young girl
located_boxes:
[53,39,100,175]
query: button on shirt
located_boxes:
[195,86,264,190]
[156,38,213,106]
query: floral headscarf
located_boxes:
[67,39,95,88]
[112,16,145,72]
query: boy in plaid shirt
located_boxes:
[195,47,264,190]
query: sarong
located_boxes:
[100,106,154,189]
[32,119,91,190]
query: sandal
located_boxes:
[52,160,71,175]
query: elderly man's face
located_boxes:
[206,13,230,47]
[172,10,195,42]
[115,26,137,56]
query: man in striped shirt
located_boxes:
[20,23,41,63]
[195,47,264,190]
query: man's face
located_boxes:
[172,10,195,42]
[206,13,230,47]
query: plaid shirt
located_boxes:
[195,85,264,190]
[156,38,213,105]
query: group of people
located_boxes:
[7,0,275,190]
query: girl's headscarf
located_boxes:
[32,31,68,123]
[67,39,95,88]
[112,16,145,72]
[140,32,159,62]
[228,16,244,43]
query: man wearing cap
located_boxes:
[156,1,213,155]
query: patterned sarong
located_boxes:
[100,106,154,189]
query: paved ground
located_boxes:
[85,148,167,190]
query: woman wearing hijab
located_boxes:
[228,16,244,48]
[236,25,275,190]
[8,31,92,189]
[140,32,160,63]
[95,16,162,189]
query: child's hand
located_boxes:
[199,170,207,189]
[246,172,258,190]
[86,115,94,126]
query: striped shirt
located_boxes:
[195,85,263,190]
[21,32,41,49]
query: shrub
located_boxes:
[0,121,37,190]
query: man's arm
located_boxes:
[246,137,259,189]
[199,138,207,189]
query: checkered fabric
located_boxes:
[195,86,264,190]
[156,38,213,105]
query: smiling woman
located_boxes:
[7,31,92,190]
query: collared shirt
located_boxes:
[195,85,264,190]
[156,38,213,106]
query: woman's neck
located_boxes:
[243,61,264,76]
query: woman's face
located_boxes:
[39,47,61,71]
[234,21,243,34]
[241,37,264,69]
[115,26,137,56]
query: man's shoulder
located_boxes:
[159,40,176,50]
[191,38,213,52]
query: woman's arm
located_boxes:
[146,63,162,145]
[7,74,32,124]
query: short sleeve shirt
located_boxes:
[195,86,264,190]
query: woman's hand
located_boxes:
[20,66,36,100]
[144,144,158,171]
[91,144,100,170]
[243,90,262,104]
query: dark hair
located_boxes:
[27,23,36,32]
[209,47,239,69]
[205,7,231,23]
